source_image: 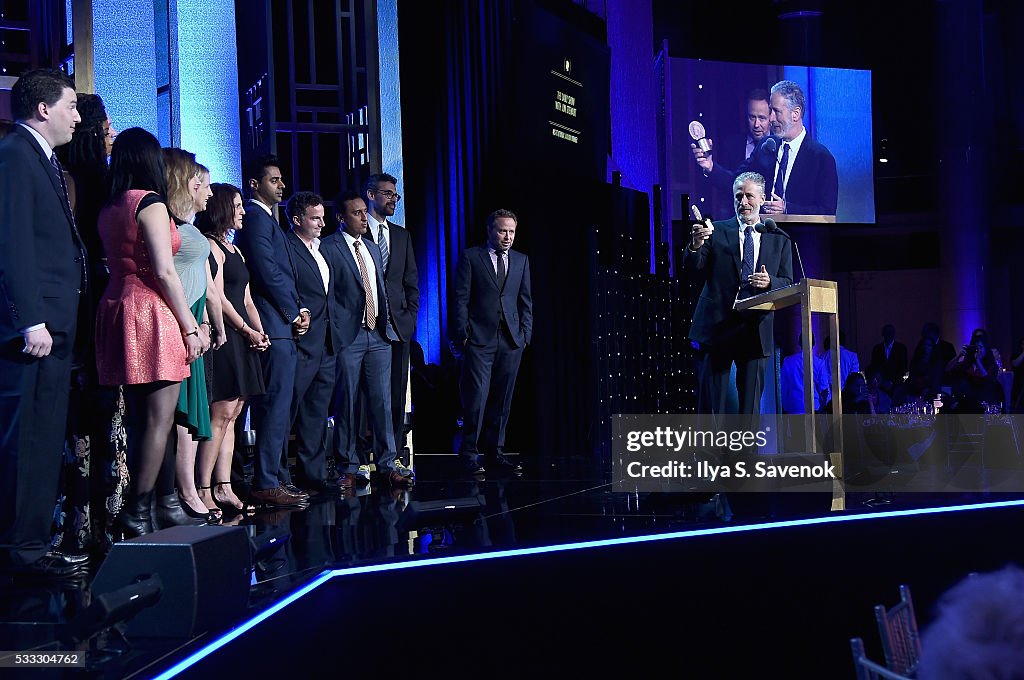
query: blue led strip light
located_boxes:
[154,498,1024,678]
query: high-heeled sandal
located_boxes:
[213,481,256,516]
[196,486,225,520]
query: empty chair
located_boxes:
[875,584,921,676]
[851,638,913,680]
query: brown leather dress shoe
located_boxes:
[250,486,307,507]
[280,483,311,500]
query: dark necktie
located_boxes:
[741,226,755,293]
[496,249,506,290]
[352,240,377,330]
[50,153,87,290]
[773,142,791,198]
[377,222,389,272]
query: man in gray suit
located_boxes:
[451,209,533,477]
[321,191,408,488]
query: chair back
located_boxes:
[874,584,921,675]
[850,638,914,680]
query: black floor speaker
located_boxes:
[91,525,252,638]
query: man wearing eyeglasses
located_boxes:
[361,173,418,478]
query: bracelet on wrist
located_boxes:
[184,328,199,337]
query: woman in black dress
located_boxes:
[195,184,268,514]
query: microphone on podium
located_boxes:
[759,218,806,282]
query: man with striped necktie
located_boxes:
[361,173,418,479]
[321,191,407,489]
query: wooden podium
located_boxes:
[735,278,845,510]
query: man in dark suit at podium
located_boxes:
[683,172,793,415]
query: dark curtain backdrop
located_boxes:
[398,0,610,458]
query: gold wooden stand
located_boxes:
[735,279,845,510]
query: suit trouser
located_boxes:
[390,339,411,453]
[0,332,75,566]
[333,328,396,474]
[459,324,523,461]
[353,339,410,462]
[251,339,297,490]
[290,341,337,486]
[699,345,767,416]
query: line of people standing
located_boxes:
[0,68,535,579]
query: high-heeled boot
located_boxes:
[153,492,208,529]
[115,490,155,539]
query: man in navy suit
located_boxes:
[694,80,838,217]
[285,192,341,493]
[321,191,408,488]
[0,69,89,577]
[683,172,794,415]
[233,156,310,507]
[361,173,418,475]
[451,209,533,477]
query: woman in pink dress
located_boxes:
[95,128,203,538]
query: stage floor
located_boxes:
[2,454,1022,677]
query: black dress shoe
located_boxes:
[490,456,523,475]
[8,552,89,578]
[302,480,339,495]
[154,493,210,528]
[461,461,486,478]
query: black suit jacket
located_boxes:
[451,246,533,348]
[0,125,85,346]
[682,217,793,356]
[868,341,908,383]
[234,202,302,340]
[745,133,839,215]
[285,232,343,355]
[718,133,839,216]
[365,220,418,342]
[320,232,399,348]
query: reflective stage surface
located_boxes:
[2,453,1021,678]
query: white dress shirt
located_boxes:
[775,127,807,197]
[487,246,508,278]
[301,236,330,293]
[367,212,390,254]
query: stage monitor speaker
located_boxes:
[397,496,485,532]
[92,525,252,638]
